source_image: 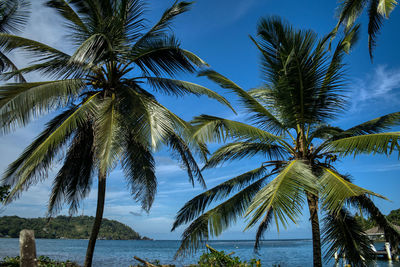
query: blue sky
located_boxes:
[1,0,400,240]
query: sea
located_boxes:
[0,238,399,266]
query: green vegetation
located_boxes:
[172,16,400,267]
[197,245,261,267]
[355,208,400,230]
[0,0,230,266]
[0,256,79,267]
[131,245,262,267]
[0,216,149,240]
[387,208,400,225]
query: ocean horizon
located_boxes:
[1,238,399,266]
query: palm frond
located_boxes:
[0,33,69,62]
[345,111,400,136]
[175,177,267,257]
[130,36,198,77]
[309,125,344,141]
[327,132,400,156]
[191,115,280,144]
[198,70,285,134]
[253,16,348,126]
[145,76,234,112]
[254,208,274,252]
[368,0,384,59]
[377,0,398,15]
[122,138,156,212]
[135,1,192,45]
[167,132,205,188]
[0,51,26,82]
[2,93,98,202]
[0,79,85,134]
[319,167,386,214]
[245,160,318,231]
[69,33,111,65]
[336,0,368,30]
[204,142,286,169]
[0,0,30,34]
[45,0,88,33]
[95,96,124,175]
[48,122,95,216]
[172,166,269,231]
[322,208,375,266]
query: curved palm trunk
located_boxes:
[307,192,322,267]
[84,173,106,267]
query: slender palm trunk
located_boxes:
[84,173,106,267]
[306,192,322,267]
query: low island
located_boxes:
[0,215,152,240]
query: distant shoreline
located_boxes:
[0,237,311,241]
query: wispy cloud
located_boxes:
[351,65,400,110]
[351,163,400,173]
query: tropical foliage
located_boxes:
[172,16,400,267]
[335,0,398,58]
[197,245,261,267]
[0,1,233,266]
[0,0,29,82]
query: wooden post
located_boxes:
[19,230,38,267]
[385,242,392,260]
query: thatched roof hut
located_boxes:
[366,225,400,237]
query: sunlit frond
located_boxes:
[319,167,386,214]
[192,115,280,144]
[327,132,400,156]
[172,166,269,231]
[95,96,124,175]
[175,177,267,258]
[245,160,318,231]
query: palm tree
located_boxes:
[172,17,400,267]
[0,1,234,266]
[0,0,29,82]
[334,0,398,59]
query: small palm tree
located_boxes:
[0,0,29,81]
[0,1,233,266]
[335,0,398,59]
[172,17,400,267]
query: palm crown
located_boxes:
[172,17,400,266]
[0,1,233,266]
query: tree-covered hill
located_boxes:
[0,216,151,240]
[355,208,400,230]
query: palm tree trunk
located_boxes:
[84,173,106,267]
[306,192,322,267]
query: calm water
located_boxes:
[0,238,398,266]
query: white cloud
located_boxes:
[351,65,400,110]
